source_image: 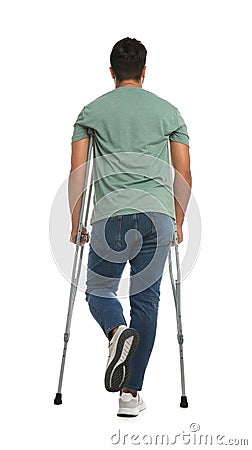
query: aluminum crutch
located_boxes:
[54,129,94,405]
[168,226,188,408]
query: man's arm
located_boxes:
[170,141,192,243]
[68,138,90,245]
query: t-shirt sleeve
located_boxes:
[169,109,190,146]
[71,107,90,142]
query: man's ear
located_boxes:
[110,67,116,79]
[142,66,147,80]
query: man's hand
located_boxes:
[176,223,183,244]
[171,223,183,246]
[70,225,90,246]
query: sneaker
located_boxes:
[117,392,146,417]
[104,325,140,392]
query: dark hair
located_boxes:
[110,37,147,82]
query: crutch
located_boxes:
[54,128,94,405]
[168,226,188,408]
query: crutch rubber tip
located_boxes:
[54,393,62,405]
[180,396,188,408]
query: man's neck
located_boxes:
[116,79,142,89]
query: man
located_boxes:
[69,38,192,417]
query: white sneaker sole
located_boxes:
[105,328,139,392]
[117,401,146,417]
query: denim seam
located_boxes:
[115,216,122,250]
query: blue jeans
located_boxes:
[85,212,175,391]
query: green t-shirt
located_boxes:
[72,87,189,224]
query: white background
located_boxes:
[0,0,251,448]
